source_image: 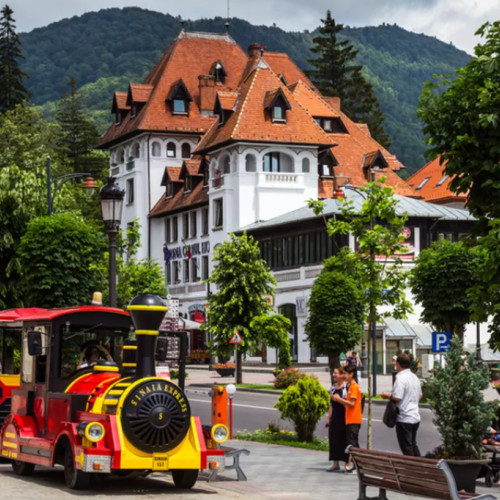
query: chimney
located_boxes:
[198,74,216,113]
[247,43,267,58]
[327,97,341,112]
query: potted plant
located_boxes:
[425,335,496,493]
[211,362,235,377]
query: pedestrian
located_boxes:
[381,352,422,456]
[346,350,362,382]
[332,364,362,472]
[325,367,348,472]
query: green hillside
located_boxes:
[20,8,470,174]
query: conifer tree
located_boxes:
[0,5,31,113]
[307,11,391,148]
[55,77,107,178]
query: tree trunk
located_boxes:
[367,307,374,450]
[236,347,243,384]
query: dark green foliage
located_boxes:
[273,367,307,389]
[275,375,330,442]
[409,240,483,340]
[17,213,104,307]
[18,8,470,173]
[204,232,276,383]
[306,249,365,373]
[425,335,495,459]
[0,5,30,112]
[55,77,108,179]
[306,11,390,148]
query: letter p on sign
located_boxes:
[432,331,451,353]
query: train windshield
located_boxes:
[0,327,22,375]
[59,325,129,379]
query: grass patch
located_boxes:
[363,393,384,401]
[236,383,281,390]
[235,427,328,452]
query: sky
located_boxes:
[8,0,500,55]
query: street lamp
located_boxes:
[226,383,237,439]
[333,184,377,394]
[99,177,125,308]
[46,155,96,215]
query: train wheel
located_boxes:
[171,469,198,489]
[63,445,91,490]
[11,460,35,476]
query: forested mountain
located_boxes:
[20,7,470,174]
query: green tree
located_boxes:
[306,248,366,375]
[410,239,484,341]
[0,5,30,113]
[250,314,291,369]
[425,335,495,459]
[17,213,104,307]
[204,232,276,383]
[309,178,412,448]
[275,376,330,442]
[55,77,107,178]
[418,21,500,226]
[306,10,390,148]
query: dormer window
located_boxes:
[166,79,193,116]
[130,105,137,118]
[115,112,122,125]
[318,150,338,178]
[314,117,347,133]
[166,181,173,198]
[185,176,193,193]
[264,88,291,124]
[211,60,227,84]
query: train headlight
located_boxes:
[210,424,229,444]
[78,422,105,443]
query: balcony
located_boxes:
[212,176,225,189]
[263,173,299,184]
[126,159,135,171]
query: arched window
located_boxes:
[222,156,230,174]
[263,152,294,173]
[151,142,161,157]
[119,149,125,163]
[133,143,140,158]
[181,143,191,159]
[167,142,176,158]
[302,158,310,173]
[245,154,257,172]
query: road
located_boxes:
[186,386,441,455]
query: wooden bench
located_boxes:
[207,445,250,482]
[347,446,497,500]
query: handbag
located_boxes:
[383,400,399,428]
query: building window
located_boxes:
[181,143,191,158]
[183,259,190,282]
[323,119,332,132]
[190,211,197,238]
[222,156,230,174]
[416,177,430,190]
[213,198,223,229]
[152,142,161,157]
[184,176,192,193]
[245,154,256,172]
[115,112,122,125]
[166,262,172,285]
[130,105,137,118]
[192,258,199,281]
[263,152,280,172]
[173,99,187,114]
[126,178,134,204]
[183,213,189,239]
[132,143,140,158]
[202,208,209,235]
[167,142,176,158]
[436,175,449,187]
[165,218,171,243]
[173,261,181,283]
[172,216,178,242]
[203,166,209,187]
[302,158,310,173]
[119,149,125,163]
[166,181,173,198]
[202,255,209,280]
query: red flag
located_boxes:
[185,244,192,259]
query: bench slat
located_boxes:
[354,457,446,479]
[350,447,439,465]
[362,476,453,500]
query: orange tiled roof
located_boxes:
[150,177,208,218]
[112,92,129,113]
[162,166,183,184]
[217,91,239,110]
[100,31,248,148]
[289,81,339,118]
[196,59,334,153]
[406,156,467,203]
[181,158,204,178]
[128,84,153,105]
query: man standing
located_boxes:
[381,353,422,456]
[332,364,362,472]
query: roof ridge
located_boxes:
[177,30,236,43]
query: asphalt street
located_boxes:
[185,386,442,455]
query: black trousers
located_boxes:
[395,421,420,456]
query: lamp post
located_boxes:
[99,177,125,307]
[333,184,377,394]
[46,155,96,215]
[226,383,236,439]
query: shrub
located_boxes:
[274,375,330,442]
[273,367,307,389]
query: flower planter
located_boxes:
[215,368,235,377]
[446,458,489,493]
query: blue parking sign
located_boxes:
[432,331,451,353]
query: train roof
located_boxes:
[0,306,129,326]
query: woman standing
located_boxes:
[326,367,348,471]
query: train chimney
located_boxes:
[127,293,167,379]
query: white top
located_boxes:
[392,368,422,424]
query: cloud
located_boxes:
[8,0,500,54]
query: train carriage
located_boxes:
[0,294,227,489]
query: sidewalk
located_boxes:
[202,439,499,500]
